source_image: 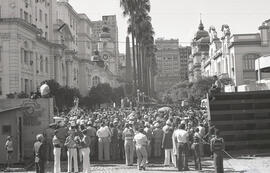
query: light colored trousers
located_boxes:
[136,146,147,169]
[124,140,134,165]
[53,148,61,173]
[67,148,78,172]
[98,138,110,161]
[164,149,176,166]
[81,148,90,173]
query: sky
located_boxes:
[69,0,270,53]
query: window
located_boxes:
[20,9,23,19]
[25,79,28,94]
[45,57,48,73]
[21,78,24,91]
[29,15,32,23]
[0,78,2,95]
[39,9,42,22]
[21,48,24,64]
[30,80,33,92]
[243,54,260,71]
[40,56,43,72]
[24,11,28,22]
[45,13,48,26]
[2,125,11,135]
[24,50,28,64]
[92,76,100,87]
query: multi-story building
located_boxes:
[0,0,120,97]
[155,38,181,92]
[201,19,270,86]
[188,20,210,82]
[92,15,119,76]
[0,0,63,97]
[179,46,191,81]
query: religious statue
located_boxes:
[209,26,218,42]
[221,24,231,37]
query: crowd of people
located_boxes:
[32,103,224,173]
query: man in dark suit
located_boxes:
[33,134,47,173]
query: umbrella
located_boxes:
[158,107,172,112]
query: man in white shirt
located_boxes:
[174,123,189,171]
[96,122,111,161]
[134,128,148,170]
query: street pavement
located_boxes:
[3,156,270,173]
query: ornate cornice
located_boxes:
[0,18,42,34]
[228,41,261,48]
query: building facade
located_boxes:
[155,38,181,92]
[0,0,120,98]
[201,19,270,86]
[179,46,191,81]
[92,15,120,76]
[189,20,210,82]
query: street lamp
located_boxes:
[137,89,140,105]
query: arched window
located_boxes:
[40,56,43,72]
[243,53,260,70]
[92,76,100,87]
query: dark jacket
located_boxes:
[34,141,47,162]
[162,129,173,149]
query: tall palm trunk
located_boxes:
[142,46,147,93]
[136,39,142,90]
[131,30,137,93]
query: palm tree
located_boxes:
[120,0,138,93]
[121,0,155,97]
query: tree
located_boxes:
[88,83,113,107]
[120,0,153,95]
[112,86,125,106]
[41,79,81,112]
[44,79,61,96]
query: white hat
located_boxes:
[166,120,172,126]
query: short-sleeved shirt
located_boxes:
[122,128,134,140]
[174,129,189,143]
[134,133,148,147]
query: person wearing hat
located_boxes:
[122,123,135,166]
[134,128,148,170]
[5,136,14,169]
[34,134,47,173]
[110,122,119,161]
[86,121,97,161]
[153,123,163,158]
[162,120,172,133]
[43,124,55,161]
[144,122,153,163]
[162,127,175,167]
[173,123,189,171]
[56,121,68,161]
[80,129,91,173]
[96,122,111,161]
[198,123,206,156]
[52,130,62,173]
[210,129,225,173]
[65,130,78,173]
